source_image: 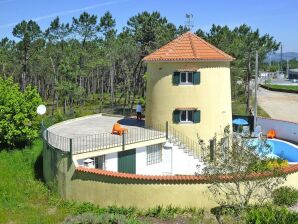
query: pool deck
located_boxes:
[46,114,166,154]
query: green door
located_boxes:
[118,149,136,174]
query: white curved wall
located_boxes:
[257,117,298,142]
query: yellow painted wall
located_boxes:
[145,61,232,143]
[69,172,217,209]
[43,142,298,209]
[67,171,298,209]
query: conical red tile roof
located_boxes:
[143,32,234,62]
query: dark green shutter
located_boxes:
[172,110,180,123]
[193,110,201,123]
[193,71,201,84]
[172,71,180,85]
[118,149,136,174]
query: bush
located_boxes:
[272,186,298,207]
[0,77,42,148]
[246,206,298,224]
[144,205,204,220]
[63,212,140,224]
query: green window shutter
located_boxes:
[172,110,180,123]
[172,71,180,85]
[193,110,201,123]
[193,71,201,84]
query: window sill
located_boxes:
[179,121,194,124]
[178,83,194,86]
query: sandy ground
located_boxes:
[257,87,298,123]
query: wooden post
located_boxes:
[210,138,216,161]
[166,121,168,139]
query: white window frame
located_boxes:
[94,155,105,170]
[179,110,194,123]
[179,71,193,84]
[146,144,162,165]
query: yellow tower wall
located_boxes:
[145,61,232,143]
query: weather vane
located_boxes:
[185,13,194,31]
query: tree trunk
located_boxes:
[63,99,67,114]
[110,60,115,110]
[246,57,252,114]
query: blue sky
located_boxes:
[0,0,297,52]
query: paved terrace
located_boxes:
[46,114,165,154]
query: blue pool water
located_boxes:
[248,139,298,163]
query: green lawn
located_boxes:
[0,140,215,223]
[0,140,70,223]
[263,84,298,92]
[232,100,270,118]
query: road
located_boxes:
[257,87,298,123]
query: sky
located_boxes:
[0,0,297,52]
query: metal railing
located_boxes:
[41,122,166,155]
[168,124,205,160]
[41,120,203,158]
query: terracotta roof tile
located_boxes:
[76,164,298,183]
[143,32,234,62]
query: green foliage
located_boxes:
[126,11,177,55]
[144,205,204,220]
[0,140,68,223]
[201,133,286,209]
[232,99,270,117]
[263,84,298,92]
[245,206,298,224]
[0,77,42,147]
[272,187,298,207]
[63,212,141,224]
[2,11,282,117]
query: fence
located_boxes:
[41,122,166,155]
[167,124,205,160]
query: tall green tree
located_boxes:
[0,38,17,78]
[197,24,279,113]
[125,11,177,110]
[12,20,43,91]
[45,17,72,114]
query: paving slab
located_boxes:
[46,115,164,153]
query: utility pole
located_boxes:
[287,59,289,79]
[280,43,283,73]
[254,51,258,131]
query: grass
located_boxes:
[0,140,218,223]
[0,140,69,223]
[232,99,270,118]
[263,84,298,92]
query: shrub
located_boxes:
[63,212,141,224]
[106,205,138,218]
[272,186,298,207]
[267,159,289,170]
[245,206,298,224]
[144,205,204,220]
[0,77,42,148]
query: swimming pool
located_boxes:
[248,138,298,163]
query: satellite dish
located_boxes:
[37,105,46,115]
